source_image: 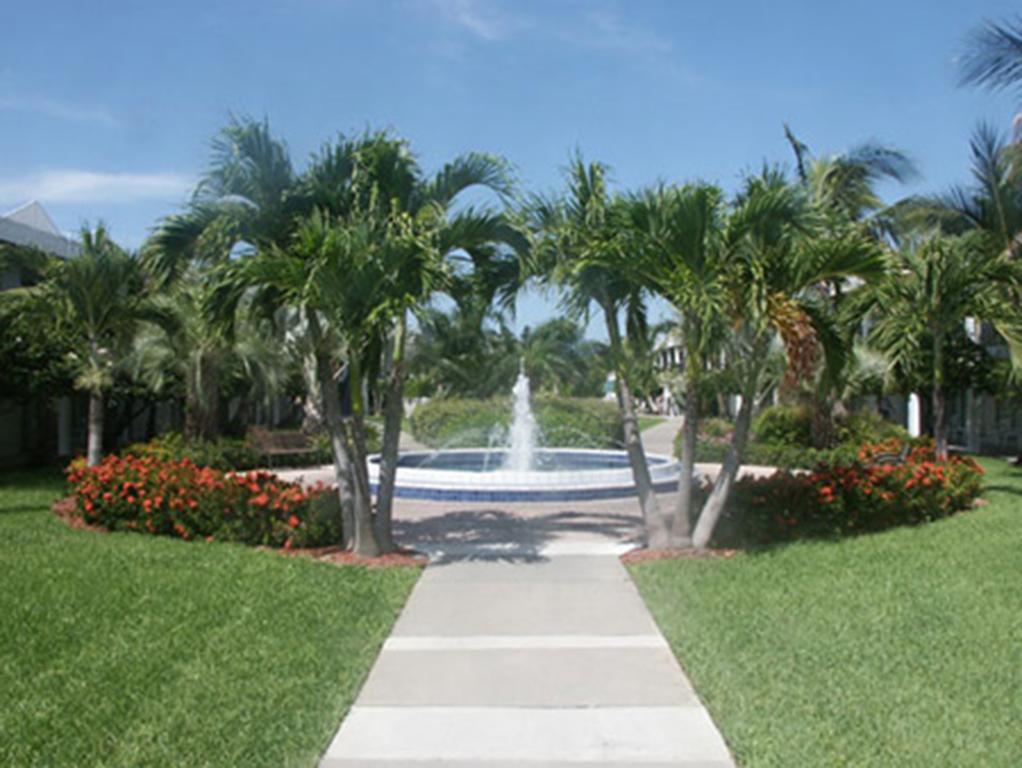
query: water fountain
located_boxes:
[504,362,538,472]
[367,365,681,502]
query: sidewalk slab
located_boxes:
[391,578,661,636]
[319,550,734,767]
[323,706,733,764]
[357,647,699,707]
[422,554,630,583]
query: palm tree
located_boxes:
[213,128,520,555]
[143,118,298,441]
[310,138,524,553]
[131,278,288,437]
[784,125,917,235]
[689,171,886,549]
[529,155,671,548]
[861,233,1022,459]
[783,127,917,445]
[905,124,1022,255]
[626,183,730,546]
[959,17,1022,103]
[408,303,519,398]
[895,124,1022,454]
[519,318,607,397]
[12,226,147,465]
[217,208,424,556]
[160,119,521,553]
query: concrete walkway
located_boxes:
[642,416,685,457]
[319,543,734,766]
[642,416,777,481]
[285,419,755,764]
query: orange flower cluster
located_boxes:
[66,455,340,548]
[717,439,984,547]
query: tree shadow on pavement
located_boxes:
[394,508,642,565]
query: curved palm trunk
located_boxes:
[603,305,669,549]
[86,391,104,467]
[692,362,759,550]
[316,354,357,548]
[306,314,355,548]
[185,353,221,442]
[374,314,407,554]
[671,350,700,547]
[346,356,380,558]
[301,353,325,433]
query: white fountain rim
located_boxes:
[367,448,681,492]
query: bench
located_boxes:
[867,443,911,467]
[247,427,319,467]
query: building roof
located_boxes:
[0,201,79,259]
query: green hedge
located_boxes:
[124,433,262,471]
[124,427,381,472]
[409,396,623,449]
[675,407,910,469]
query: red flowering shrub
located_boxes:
[66,455,341,548]
[705,439,984,547]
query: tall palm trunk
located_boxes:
[301,353,325,432]
[374,313,407,553]
[346,355,380,557]
[185,352,221,442]
[86,391,104,467]
[671,345,700,546]
[932,328,948,460]
[303,355,350,545]
[316,354,357,548]
[692,359,760,550]
[306,314,355,547]
[603,303,669,549]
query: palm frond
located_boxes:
[959,17,1022,93]
[427,152,514,206]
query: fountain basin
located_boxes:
[368,448,681,502]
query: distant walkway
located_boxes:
[642,415,684,456]
[319,543,734,766]
[642,415,777,481]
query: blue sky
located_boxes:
[2,0,1019,334]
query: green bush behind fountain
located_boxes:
[409,396,622,450]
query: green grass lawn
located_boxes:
[0,468,419,767]
[630,457,1022,767]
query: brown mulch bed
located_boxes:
[51,496,107,533]
[52,496,427,569]
[273,544,427,569]
[621,546,738,564]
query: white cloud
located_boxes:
[568,8,673,54]
[427,2,678,61]
[0,170,194,205]
[423,1,701,89]
[0,95,118,127]
[426,0,523,41]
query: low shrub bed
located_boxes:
[409,395,622,449]
[123,432,263,471]
[122,428,380,472]
[676,407,910,469]
[66,455,342,548]
[703,440,984,547]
